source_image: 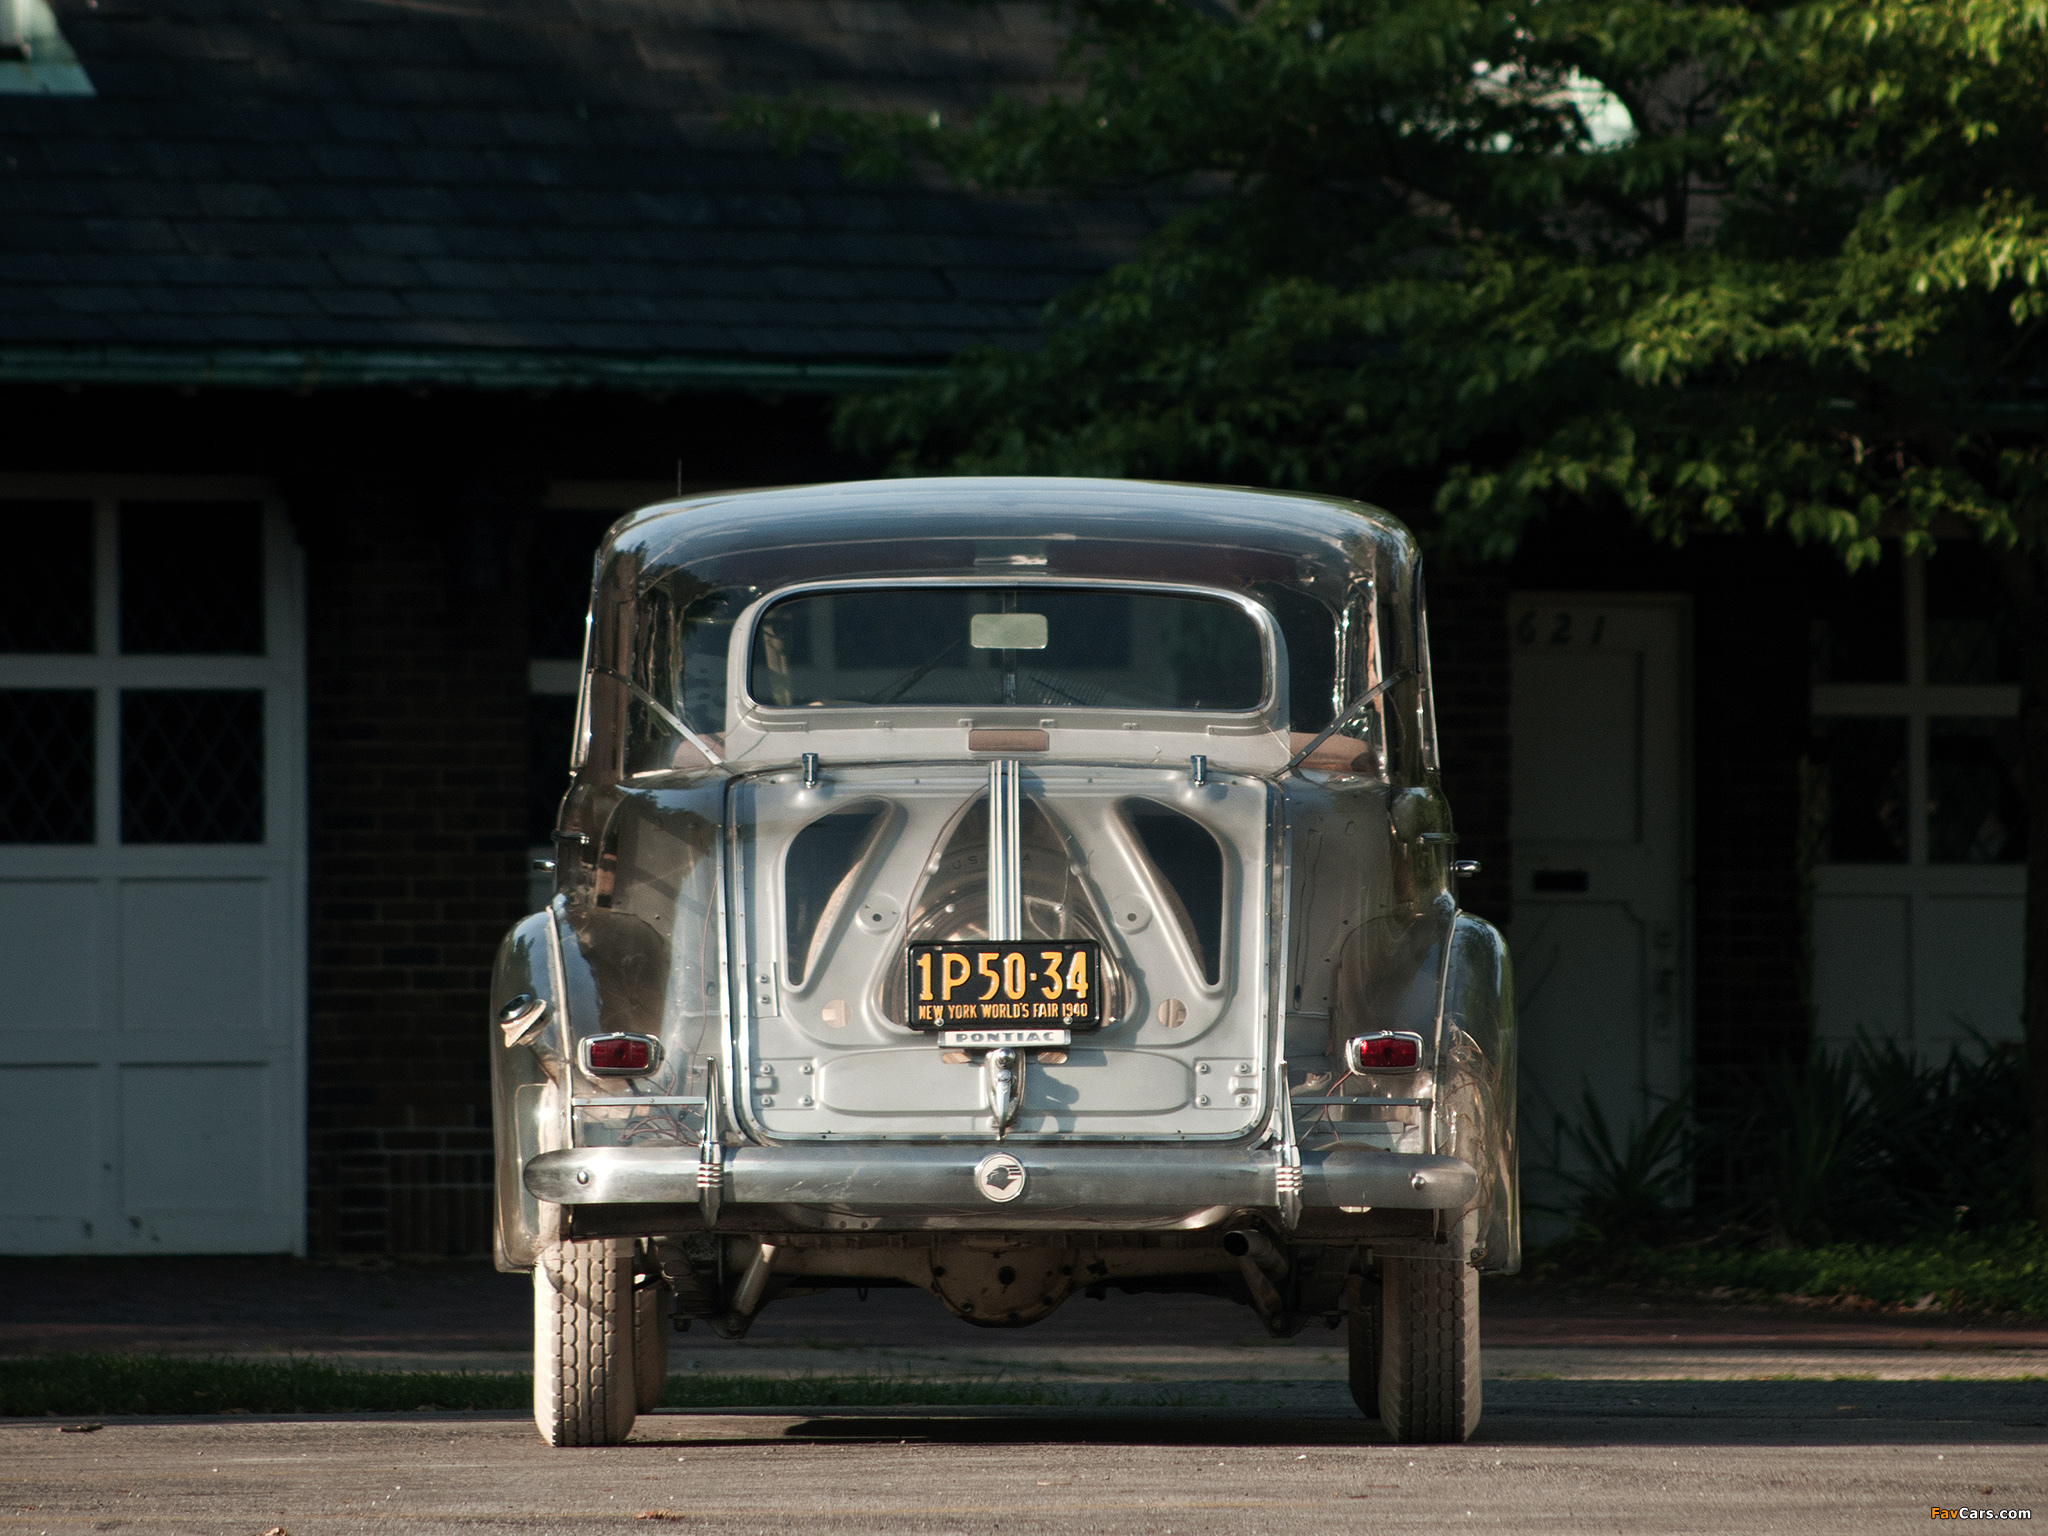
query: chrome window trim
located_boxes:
[725,575,1288,729]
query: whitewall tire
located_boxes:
[533,1237,638,1446]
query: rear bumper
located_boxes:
[524,1141,1476,1224]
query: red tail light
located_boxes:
[583,1034,659,1074]
[1346,1031,1422,1073]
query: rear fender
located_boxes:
[489,910,564,1272]
[1442,914,1518,1273]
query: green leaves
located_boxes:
[741,0,2048,564]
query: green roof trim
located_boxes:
[0,346,938,393]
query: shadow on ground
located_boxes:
[604,1379,2048,1450]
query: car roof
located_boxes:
[608,477,1416,602]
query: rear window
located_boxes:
[748,586,1266,712]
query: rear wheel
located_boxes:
[533,1238,638,1446]
[1377,1212,1482,1443]
[634,1257,670,1415]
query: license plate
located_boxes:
[907,941,1103,1031]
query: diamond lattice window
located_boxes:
[121,690,264,844]
[0,689,94,843]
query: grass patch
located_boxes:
[1555,1224,2048,1318]
[0,1356,530,1417]
[0,1356,1221,1417]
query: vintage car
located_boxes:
[490,477,1517,1445]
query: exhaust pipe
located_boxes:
[729,1239,778,1318]
[1223,1229,1287,1324]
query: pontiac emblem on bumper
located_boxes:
[973,1152,1027,1203]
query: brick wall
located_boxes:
[1683,542,1812,1098]
[299,482,533,1257]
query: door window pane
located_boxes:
[118,502,264,656]
[0,503,93,654]
[1929,717,2027,864]
[1925,544,2023,685]
[121,690,264,844]
[0,690,94,843]
[1809,716,1908,863]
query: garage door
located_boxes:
[0,488,305,1254]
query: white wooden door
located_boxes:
[1509,595,1691,1220]
[0,486,305,1254]
[1809,552,2027,1051]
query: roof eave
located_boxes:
[0,345,938,394]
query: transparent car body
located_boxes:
[491,478,1517,1300]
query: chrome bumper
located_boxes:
[524,1141,1476,1222]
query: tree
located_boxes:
[740,0,2048,1224]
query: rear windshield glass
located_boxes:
[748,586,1266,712]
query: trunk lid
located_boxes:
[730,761,1272,1140]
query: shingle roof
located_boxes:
[0,0,1149,388]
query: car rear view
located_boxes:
[489,477,1517,1446]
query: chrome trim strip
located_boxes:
[1263,780,1287,1151]
[983,758,1025,1138]
[987,759,1022,941]
[719,796,751,1143]
[526,1143,1478,1214]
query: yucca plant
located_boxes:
[1548,1088,1692,1245]
[1717,1033,2030,1246]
